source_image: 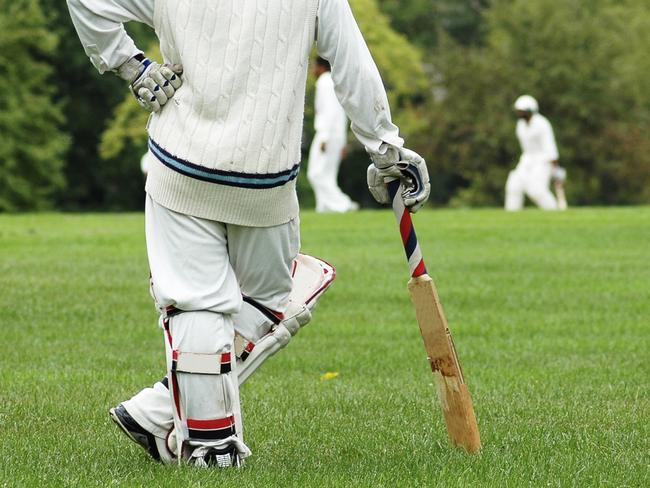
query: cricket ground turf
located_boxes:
[1,208,648,487]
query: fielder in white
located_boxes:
[505,95,567,211]
[67,0,430,468]
[140,150,154,176]
[307,57,359,213]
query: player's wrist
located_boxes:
[367,143,399,172]
[116,55,184,113]
[115,53,150,83]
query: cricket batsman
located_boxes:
[505,95,567,211]
[67,0,430,468]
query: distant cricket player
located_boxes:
[140,150,154,176]
[307,56,359,213]
[67,0,429,468]
[505,95,568,211]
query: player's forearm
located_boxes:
[316,0,403,153]
[543,122,560,161]
[66,0,154,74]
[67,0,182,113]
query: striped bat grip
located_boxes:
[386,179,427,278]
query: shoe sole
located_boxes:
[110,408,172,463]
[109,407,143,446]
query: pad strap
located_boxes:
[234,335,256,362]
[172,351,232,374]
[242,296,284,324]
[164,305,183,318]
[162,318,183,422]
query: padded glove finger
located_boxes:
[161,64,183,90]
[137,87,161,112]
[150,69,174,99]
[396,148,430,213]
[117,56,183,113]
[142,77,168,105]
[403,193,428,213]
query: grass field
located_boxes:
[1,208,649,487]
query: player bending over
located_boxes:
[506,95,568,211]
[67,0,430,468]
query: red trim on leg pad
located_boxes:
[242,296,285,324]
[187,416,236,440]
[187,416,235,430]
[170,372,182,420]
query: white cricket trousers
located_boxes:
[307,134,356,213]
[123,195,300,458]
[505,155,558,211]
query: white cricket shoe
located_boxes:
[189,445,243,468]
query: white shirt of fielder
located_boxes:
[307,69,359,213]
[505,107,560,210]
[516,113,559,163]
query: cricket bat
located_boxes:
[387,179,481,453]
[554,181,568,210]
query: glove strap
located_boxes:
[116,53,150,83]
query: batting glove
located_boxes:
[367,145,431,213]
[116,54,183,113]
[551,165,567,183]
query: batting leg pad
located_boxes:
[288,253,336,312]
[163,311,251,463]
[235,254,336,385]
[236,303,310,385]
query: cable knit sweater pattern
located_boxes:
[146,0,319,226]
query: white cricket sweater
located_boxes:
[67,0,404,226]
[145,0,318,226]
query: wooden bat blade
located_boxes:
[555,184,568,210]
[408,274,481,453]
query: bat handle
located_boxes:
[386,179,427,278]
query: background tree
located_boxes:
[0,0,69,211]
[425,0,650,206]
[4,0,648,211]
[37,0,130,210]
[378,0,490,48]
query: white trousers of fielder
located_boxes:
[505,154,558,211]
[124,195,300,462]
[307,133,357,213]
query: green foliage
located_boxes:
[99,46,158,162]
[426,0,650,206]
[350,0,429,141]
[14,0,648,210]
[378,0,489,47]
[0,0,69,211]
[38,0,130,210]
[96,43,160,210]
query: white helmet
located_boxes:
[514,95,539,113]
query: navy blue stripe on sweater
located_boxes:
[148,138,300,189]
